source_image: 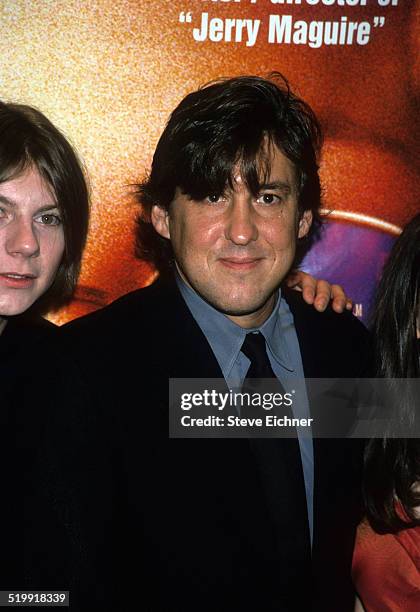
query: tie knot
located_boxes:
[241,332,289,405]
[241,332,276,382]
[241,332,267,364]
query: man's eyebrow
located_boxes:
[258,181,292,193]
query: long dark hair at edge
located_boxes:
[364,213,420,533]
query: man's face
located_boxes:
[152,146,312,328]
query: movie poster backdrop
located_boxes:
[0,0,418,323]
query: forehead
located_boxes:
[0,166,56,205]
[233,145,298,190]
[257,144,296,180]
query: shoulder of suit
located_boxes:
[282,287,373,376]
[60,279,177,340]
[1,314,57,361]
[3,313,57,344]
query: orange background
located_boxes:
[0,0,418,323]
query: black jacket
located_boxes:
[21,280,371,611]
[1,315,57,592]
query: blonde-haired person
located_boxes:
[0,101,89,373]
[0,101,89,589]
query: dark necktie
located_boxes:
[241,331,279,380]
[241,332,293,415]
[240,332,311,592]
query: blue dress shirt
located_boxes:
[176,274,314,544]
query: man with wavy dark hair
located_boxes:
[34,75,369,611]
[136,73,322,276]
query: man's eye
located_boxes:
[35,213,61,226]
[256,193,281,205]
[205,194,225,204]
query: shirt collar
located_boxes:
[175,273,295,377]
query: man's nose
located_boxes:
[6,218,40,257]
[224,195,258,245]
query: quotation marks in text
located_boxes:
[179,12,388,47]
[179,11,192,24]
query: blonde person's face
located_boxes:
[0,167,65,317]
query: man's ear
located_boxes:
[151,205,170,239]
[298,210,313,239]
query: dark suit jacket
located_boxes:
[22,279,371,611]
[0,316,57,593]
[1,314,56,398]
